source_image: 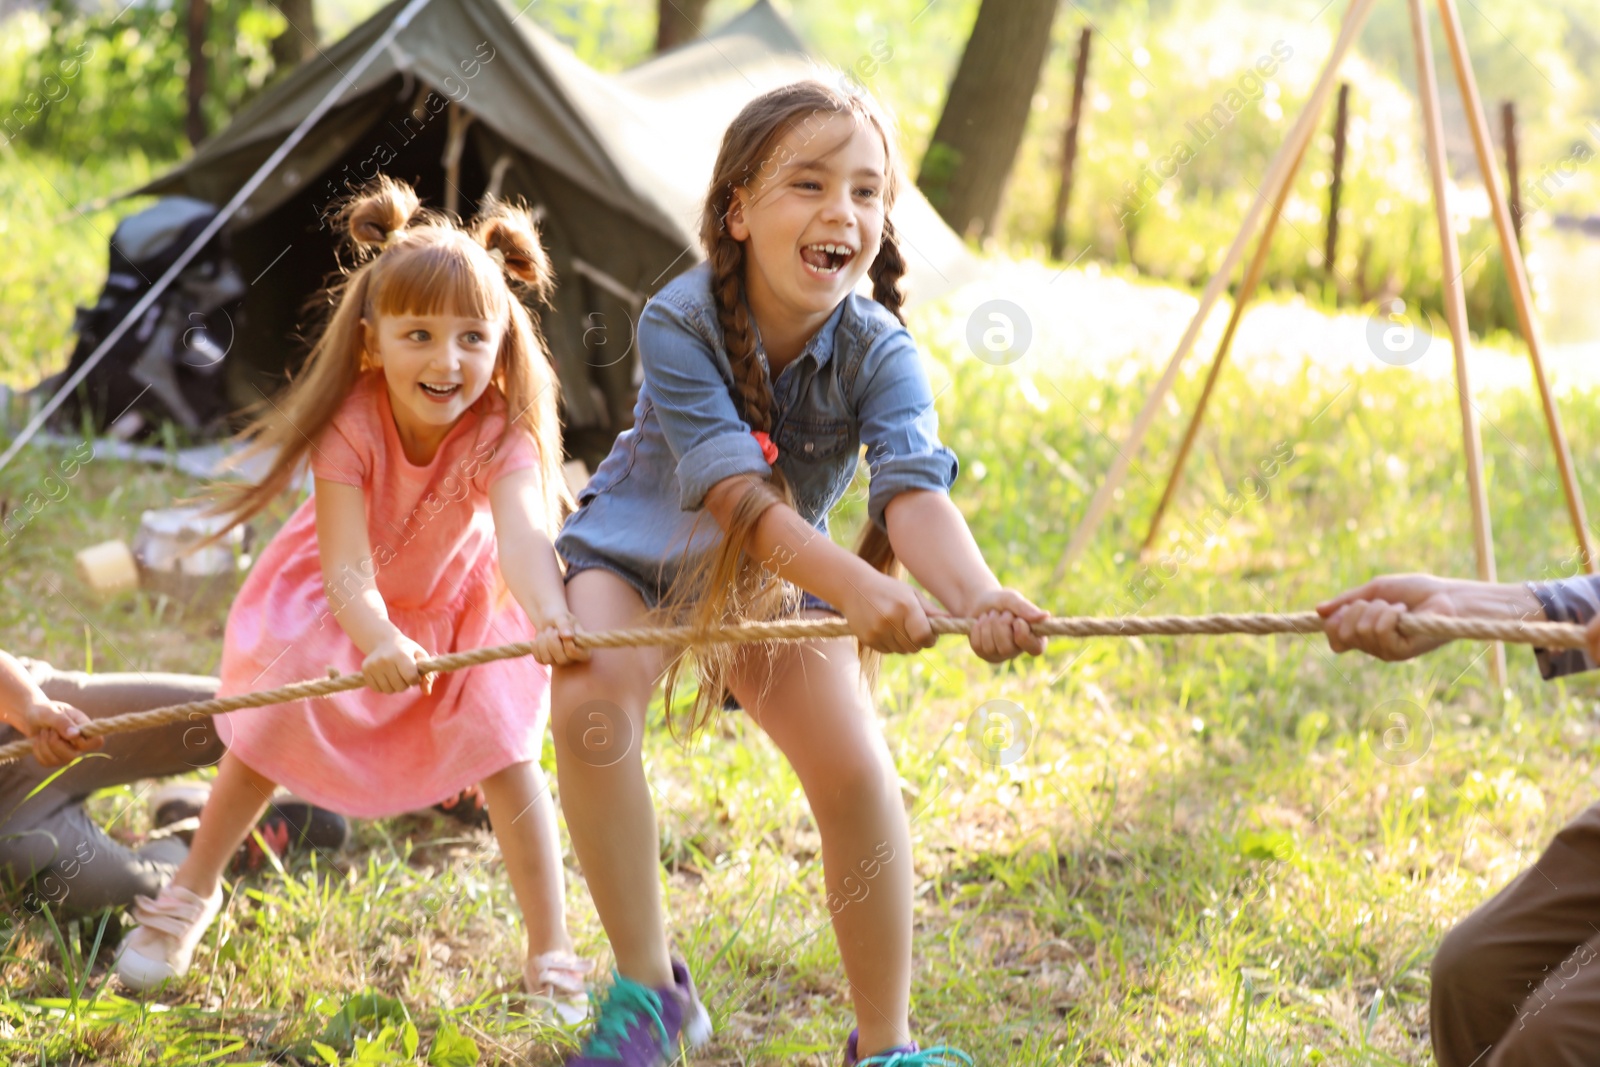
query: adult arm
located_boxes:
[1314,573,1600,678]
[0,650,102,765]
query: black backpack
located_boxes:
[50,197,247,439]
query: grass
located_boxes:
[6,153,1600,1065]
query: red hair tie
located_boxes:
[751,431,779,465]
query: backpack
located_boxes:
[50,196,247,438]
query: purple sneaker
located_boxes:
[566,958,712,1065]
[843,1029,974,1066]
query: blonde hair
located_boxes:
[212,176,570,536]
[661,79,910,740]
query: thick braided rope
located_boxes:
[0,611,1583,765]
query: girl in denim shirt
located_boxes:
[544,81,1046,1066]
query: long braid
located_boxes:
[869,216,908,325]
[708,229,772,433]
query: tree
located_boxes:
[271,0,319,74]
[917,0,1060,240]
[655,0,710,53]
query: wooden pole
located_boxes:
[1050,27,1093,261]
[1053,0,1381,580]
[1325,82,1350,291]
[1409,0,1505,686]
[1436,0,1596,573]
[1141,133,1316,557]
[1502,101,1523,250]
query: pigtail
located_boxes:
[473,198,556,306]
[343,175,422,258]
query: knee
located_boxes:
[1432,910,1492,1006]
[803,743,896,825]
[551,674,642,770]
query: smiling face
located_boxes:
[364,312,502,462]
[727,111,888,329]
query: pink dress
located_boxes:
[216,372,549,817]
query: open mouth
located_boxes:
[418,382,461,400]
[799,242,856,277]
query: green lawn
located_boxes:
[5,152,1600,1065]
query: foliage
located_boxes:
[3,0,284,160]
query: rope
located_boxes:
[0,611,1584,766]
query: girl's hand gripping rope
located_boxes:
[362,631,435,694]
[531,611,589,667]
[964,588,1049,663]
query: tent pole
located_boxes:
[1434,0,1595,575]
[1410,0,1504,686]
[0,0,437,476]
[1052,0,1379,581]
[1140,132,1314,558]
[442,103,474,219]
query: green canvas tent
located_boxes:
[133,0,974,462]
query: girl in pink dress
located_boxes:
[115,178,592,1019]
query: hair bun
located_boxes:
[473,199,555,304]
[341,176,422,254]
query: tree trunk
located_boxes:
[186,0,208,146]
[1049,26,1092,260]
[1502,100,1523,250]
[918,0,1060,240]
[656,0,711,53]
[1324,82,1349,291]
[271,0,319,74]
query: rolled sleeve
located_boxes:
[855,328,959,528]
[637,296,770,511]
[1528,577,1600,679]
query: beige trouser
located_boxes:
[1431,801,1600,1066]
[0,660,223,915]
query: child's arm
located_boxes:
[847,326,1043,661]
[704,476,938,653]
[314,478,434,693]
[0,649,103,766]
[882,490,1047,661]
[489,467,586,666]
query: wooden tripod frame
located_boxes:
[1055,0,1596,685]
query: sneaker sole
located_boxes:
[682,1001,713,1051]
[114,940,182,992]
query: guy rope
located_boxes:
[0,611,1585,765]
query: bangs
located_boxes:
[369,234,507,321]
[751,96,900,207]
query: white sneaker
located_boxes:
[524,950,593,1024]
[114,883,223,991]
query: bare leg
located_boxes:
[169,751,277,897]
[728,620,913,1055]
[550,570,673,988]
[479,759,574,961]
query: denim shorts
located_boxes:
[559,547,839,616]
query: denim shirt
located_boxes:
[555,261,959,596]
[1528,575,1600,679]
